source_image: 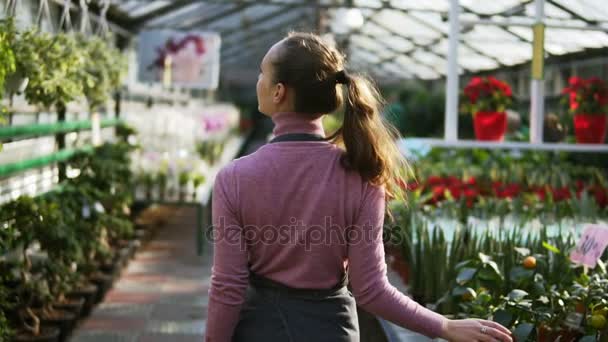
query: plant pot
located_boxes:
[473,111,507,141]
[39,309,77,342]
[14,326,61,342]
[5,72,29,94]
[89,272,114,304]
[66,283,97,318]
[573,114,607,144]
[53,297,85,317]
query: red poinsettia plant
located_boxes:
[461,76,513,115]
[562,77,608,116]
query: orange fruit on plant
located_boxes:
[523,256,537,269]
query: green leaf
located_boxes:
[479,252,491,264]
[512,323,535,342]
[456,267,477,285]
[478,267,501,281]
[493,309,514,328]
[508,289,529,302]
[509,266,534,283]
[454,259,473,270]
[542,242,560,254]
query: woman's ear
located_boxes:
[272,82,287,104]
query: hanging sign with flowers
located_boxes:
[461,76,513,141]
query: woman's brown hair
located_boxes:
[272,32,410,219]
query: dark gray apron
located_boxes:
[232,133,359,342]
[232,269,359,342]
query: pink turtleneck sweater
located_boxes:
[205,112,446,341]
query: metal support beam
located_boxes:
[530,0,545,144]
[195,0,446,14]
[445,0,460,142]
[51,0,132,37]
[179,2,256,29]
[460,17,608,32]
[128,0,200,29]
[219,4,303,38]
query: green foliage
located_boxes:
[78,34,127,110]
[15,30,85,108]
[0,278,15,341]
[196,140,226,165]
[0,19,16,101]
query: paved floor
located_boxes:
[71,207,212,342]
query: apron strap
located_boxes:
[269,133,327,144]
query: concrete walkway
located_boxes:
[71,207,212,342]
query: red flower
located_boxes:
[590,186,608,208]
[427,176,444,186]
[447,186,462,199]
[407,181,421,191]
[551,187,571,202]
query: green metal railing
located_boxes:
[0,145,94,177]
[0,118,122,141]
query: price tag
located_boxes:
[570,224,608,268]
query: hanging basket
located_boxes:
[573,114,607,144]
[473,111,507,141]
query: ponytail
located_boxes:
[332,74,411,219]
[271,32,411,219]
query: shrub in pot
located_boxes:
[461,76,514,141]
[562,77,608,144]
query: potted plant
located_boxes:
[77,34,127,112]
[562,77,608,144]
[191,173,206,201]
[462,76,513,141]
[178,171,190,202]
[0,197,63,342]
[13,29,84,110]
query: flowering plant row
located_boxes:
[403,176,608,209]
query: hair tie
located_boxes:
[335,70,350,85]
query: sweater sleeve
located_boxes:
[347,183,447,338]
[205,165,249,342]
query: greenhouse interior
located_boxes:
[1,0,608,341]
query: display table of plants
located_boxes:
[386,148,608,341]
[0,140,169,342]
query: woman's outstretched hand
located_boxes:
[441,318,513,342]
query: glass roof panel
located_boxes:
[354,0,383,9]
[460,0,522,15]
[390,0,448,12]
[553,0,608,22]
[110,0,608,81]
[129,1,170,18]
[380,35,415,52]
[374,9,443,39]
